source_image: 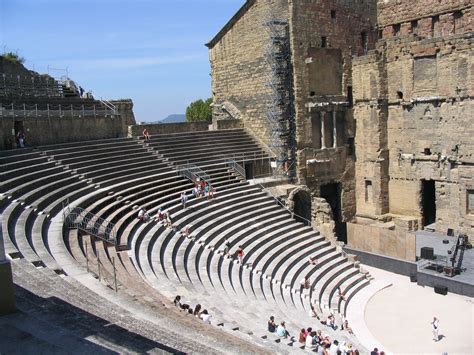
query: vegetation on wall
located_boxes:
[1,52,25,65]
[185,98,212,122]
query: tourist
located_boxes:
[329,340,339,353]
[310,304,320,319]
[173,295,182,307]
[205,183,210,199]
[223,241,231,258]
[300,276,310,289]
[276,321,290,339]
[192,185,198,199]
[155,208,164,222]
[267,316,277,333]
[370,348,379,355]
[342,319,353,335]
[180,192,188,209]
[181,225,191,239]
[200,309,212,324]
[338,286,346,301]
[17,130,26,148]
[142,128,150,140]
[431,316,439,341]
[137,208,149,222]
[200,180,206,197]
[163,211,172,229]
[236,245,244,264]
[209,185,216,199]
[193,304,201,317]
[187,308,193,315]
[308,256,318,265]
[298,328,306,343]
[326,314,337,330]
[305,330,316,350]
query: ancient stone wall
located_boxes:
[289,0,378,224]
[207,0,288,146]
[378,0,474,38]
[351,2,474,239]
[0,114,128,149]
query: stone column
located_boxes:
[332,110,337,148]
[0,217,16,315]
[321,111,326,149]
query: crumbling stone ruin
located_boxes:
[207,0,473,258]
[0,57,135,149]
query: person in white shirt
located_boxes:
[200,309,211,324]
[431,316,439,341]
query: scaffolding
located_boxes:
[263,13,296,178]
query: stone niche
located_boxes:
[307,48,343,96]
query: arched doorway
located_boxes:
[290,188,312,225]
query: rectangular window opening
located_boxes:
[321,36,327,48]
[365,180,373,203]
[331,10,336,19]
[467,190,474,215]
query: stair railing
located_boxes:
[226,159,246,179]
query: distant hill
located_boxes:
[159,114,186,124]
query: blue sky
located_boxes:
[0,0,244,121]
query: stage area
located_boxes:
[364,265,473,354]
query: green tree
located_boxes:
[186,98,212,122]
[1,51,25,64]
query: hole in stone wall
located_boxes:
[365,180,373,203]
[320,183,346,242]
[293,190,312,224]
[424,148,431,155]
[347,86,353,107]
[321,36,327,48]
[331,10,336,19]
[393,24,401,35]
[310,91,316,97]
[411,20,418,31]
[347,137,355,156]
[378,29,383,39]
[431,15,439,36]
[421,180,436,227]
[397,91,404,100]
[361,32,368,53]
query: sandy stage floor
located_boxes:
[364,266,473,354]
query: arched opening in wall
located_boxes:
[320,182,347,243]
[293,190,312,225]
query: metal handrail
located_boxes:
[177,163,211,184]
[226,159,246,179]
[63,204,117,245]
[0,102,117,119]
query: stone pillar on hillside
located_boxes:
[0,217,16,315]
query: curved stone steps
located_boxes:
[296,255,348,312]
[256,234,318,301]
[307,260,354,310]
[279,245,337,308]
[246,227,315,296]
[1,167,68,199]
[160,194,271,285]
[0,160,57,182]
[184,206,285,287]
[323,271,365,312]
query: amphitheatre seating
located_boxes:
[1,129,372,352]
[142,129,271,168]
